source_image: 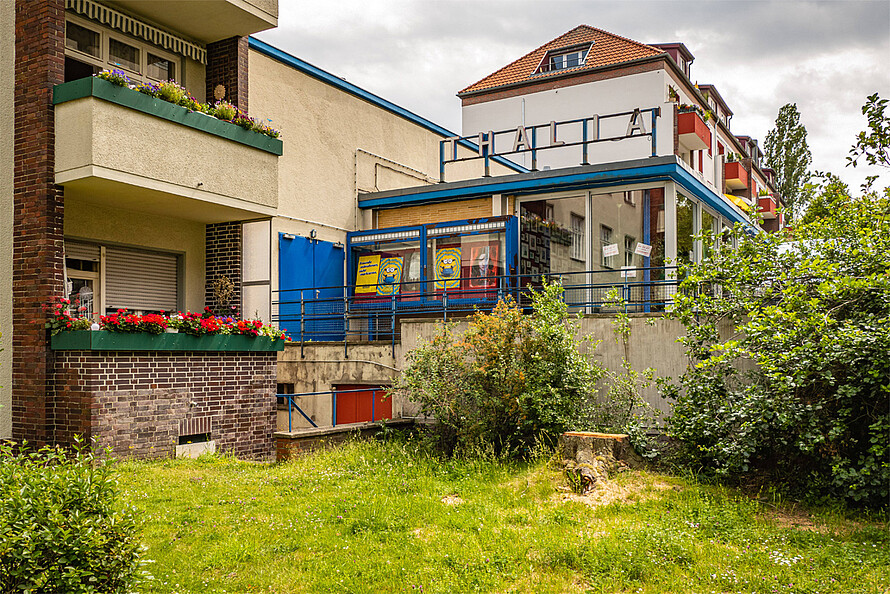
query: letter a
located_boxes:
[626,109,646,136]
[512,126,531,152]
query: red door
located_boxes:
[334,385,392,425]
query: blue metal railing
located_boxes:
[272,266,679,351]
[278,387,390,432]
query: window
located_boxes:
[64,15,179,84]
[538,43,592,73]
[600,225,613,268]
[64,240,181,316]
[624,236,635,268]
[65,21,100,57]
[570,214,585,261]
[623,191,636,206]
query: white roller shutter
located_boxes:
[105,246,179,312]
[65,241,100,262]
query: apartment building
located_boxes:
[2,7,785,455]
[1,0,515,456]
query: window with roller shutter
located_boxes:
[104,245,180,313]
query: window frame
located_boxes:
[65,14,181,84]
[600,224,614,269]
[536,43,593,74]
[570,213,585,261]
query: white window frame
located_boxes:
[570,213,585,261]
[624,235,635,268]
[600,224,614,269]
[65,14,181,84]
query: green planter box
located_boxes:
[53,77,283,155]
[51,331,285,352]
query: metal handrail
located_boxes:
[278,387,389,432]
[272,266,680,353]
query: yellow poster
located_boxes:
[355,254,381,294]
[376,257,403,296]
[435,247,462,290]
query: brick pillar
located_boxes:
[205,222,242,317]
[13,0,66,444]
[206,36,248,112]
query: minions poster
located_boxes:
[376,257,403,296]
[435,247,462,289]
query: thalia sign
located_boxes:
[439,107,660,181]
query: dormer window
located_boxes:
[537,43,592,73]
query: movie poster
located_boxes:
[435,247,461,290]
[468,244,498,288]
[376,256,403,296]
[355,254,381,294]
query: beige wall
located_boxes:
[64,201,207,312]
[0,0,14,437]
[55,97,278,213]
[249,48,516,296]
[183,57,206,104]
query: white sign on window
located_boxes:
[634,242,653,257]
[602,243,619,258]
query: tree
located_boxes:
[764,103,812,221]
[799,171,850,225]
[663,189,890,506]
[848,93,890,170]
[392,282,603,458]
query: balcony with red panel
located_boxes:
[758,194,779,219]
[677,110,711,152]
[724,161,748,191]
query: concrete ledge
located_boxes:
[275,418,414,461]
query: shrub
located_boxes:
[664,190,890,506]
[0,439,144,593]
[392,281,603,458]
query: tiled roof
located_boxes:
[458,25,665,96]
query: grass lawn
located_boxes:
[117,439,889,594]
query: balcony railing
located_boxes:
[272,266,680,355]
[758,194,778,219]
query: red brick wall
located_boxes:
[13,0,66,444]
[205,222,242,316]
[206,36,248,112]
[53,351,277,460]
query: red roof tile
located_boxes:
[458,25,665,96]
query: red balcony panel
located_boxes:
[677,111,711,151]
[724,161,748,190]
[758,195,777,219]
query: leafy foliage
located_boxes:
[848,92,890,170]
[393,282,603,458]
[664,190,890,506]
[764,103,813,220]
[0,439,144,593]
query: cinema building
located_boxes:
[1,1,782,457]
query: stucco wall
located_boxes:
[0,0,14,437]
[54,97,278,212]
[64,201,207,312]
[276,342,406,430]
[461,70,674,172]
[400,314,690,418]
[248,48,517,297]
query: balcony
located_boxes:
[107,1,277,43]
[53,77,280,223]
[677,110,711,152]
[758,194,778,219]
[724,161,748,191]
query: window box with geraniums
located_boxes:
[48,301,288,352]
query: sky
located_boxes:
[255,0,890,193]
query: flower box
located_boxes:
[51,331,285,352]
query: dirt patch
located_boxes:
[757,507,876,535]
[441,494,464,505]
[556,472,676,507]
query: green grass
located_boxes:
[116,440,889,594]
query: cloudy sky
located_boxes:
[256,0,890,192]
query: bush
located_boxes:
[664,190,890,506]
[392,281,603,458]
[0,439,144,593]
